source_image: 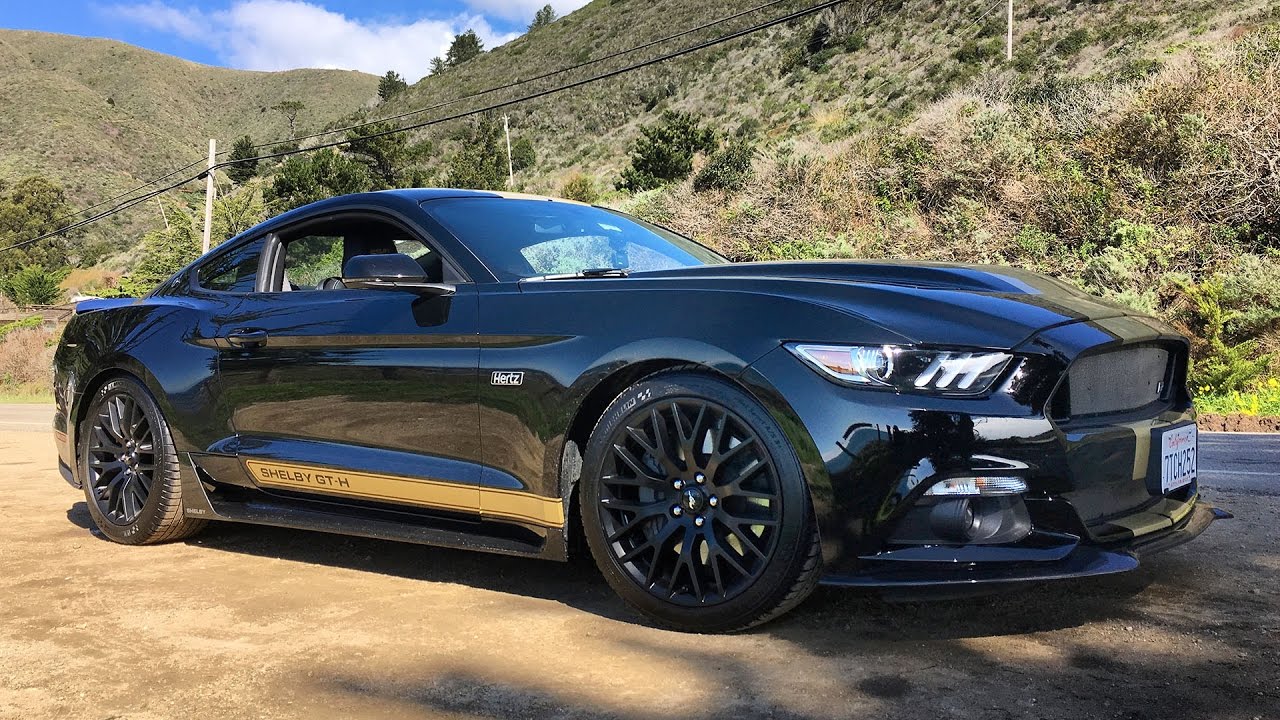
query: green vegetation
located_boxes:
[378,70,408,101]
[529,5,558,32]
[0,265,65,306]
[226,135,259,184]
[432,30,485,75]
[618,112,718,191]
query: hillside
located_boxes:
[0,29,378,251]
[374,0,1272,192]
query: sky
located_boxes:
[0,0,592,81]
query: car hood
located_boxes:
[636,260,1143,349]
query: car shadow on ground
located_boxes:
[62,499,1162,640]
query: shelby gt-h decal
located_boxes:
[52,189,1227,632]
[247,459,564,527]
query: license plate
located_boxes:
[1158,424,1197,493]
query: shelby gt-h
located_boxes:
[53,189,1226,632]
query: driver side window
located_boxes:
[271,216,451,292]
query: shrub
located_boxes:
[618,112,718,192]
[693,139,756,192]
[0,265,66,306]
[560,174,601,204]
[0,326,56,392]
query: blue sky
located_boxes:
[0,1,590,80]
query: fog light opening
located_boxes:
[929,499,980,543]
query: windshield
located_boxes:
[425,197,727,281]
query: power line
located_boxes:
[237,0,802,154]
[1,0,848,254]
[30,0,805,241]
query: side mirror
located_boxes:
[343,253,455,296]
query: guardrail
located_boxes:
[0,304,74,325]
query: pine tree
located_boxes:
[226,135,259,184]
[378,70,408,101]
[529,5,557,32]
[445,30,484,67]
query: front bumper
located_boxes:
[740,314,1225,589]
[819,501,1230,588]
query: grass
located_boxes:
[0,387,53,404]
[1197,380,1280,417]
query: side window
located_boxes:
[284,236,344,290]
[197,239,263,293]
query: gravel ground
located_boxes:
[1,432,1277,720]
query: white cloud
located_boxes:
[102,0,523,81]
[462,0,590,24]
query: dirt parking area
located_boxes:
[1,432,1277,720]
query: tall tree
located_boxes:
[271,100,306,137]
[226,135,259,184]
[445,118,507,191]
[266,149,373,213]
[0,176,75,276]
[345,122,431,188]
[445,30,484,67]
[529,4,557,31]
[378,70,408,101]
[429,57,447,76]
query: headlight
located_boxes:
[788,344,1013,395]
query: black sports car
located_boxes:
[53,189,1227,631]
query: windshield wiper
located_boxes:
[525,267,630,281]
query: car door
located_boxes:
[209,211,483,520]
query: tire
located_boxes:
[580,371,822,632]
[78,376,206,545]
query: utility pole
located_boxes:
[1006,0,1014,62]
[201,138,216,255]
[502,115,515,188]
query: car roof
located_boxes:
[371,188,589,205]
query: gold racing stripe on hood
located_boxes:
[245,460,564,528]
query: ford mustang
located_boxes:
[52,189,1228,632]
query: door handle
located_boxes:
[226,329,269,348]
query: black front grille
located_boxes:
[1052,345,1176,420]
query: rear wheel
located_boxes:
[79,376,206,544]
[581,372,822,632]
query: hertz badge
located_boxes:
[491,371,524,386]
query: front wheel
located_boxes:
[581,371,822,632]
[79,376,206,544]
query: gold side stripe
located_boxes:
[244,460,564,528]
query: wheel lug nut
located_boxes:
[673,479,684,490]
[695,472,706,484]
[694,515,705,527]
[708,496,718,507]
[671,506,683,517]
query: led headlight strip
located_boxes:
[788,344,1014,395]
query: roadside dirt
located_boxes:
[1198,413,1280,433]
[1,434,1277,720]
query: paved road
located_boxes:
[1199,431,1280,495]
[0,403,52,433]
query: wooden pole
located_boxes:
[1006,0,1014,62]
[201,138,216,255]
[503,115,515,187]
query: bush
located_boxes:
[560,174,601,204]
[0,265,66,306]
[618,112,717,192]
[0,326,56,393]
[693,139,756,192]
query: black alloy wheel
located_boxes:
[78,376,206,544]
[599,398,782,606]
[582,372,822,632]
[86,392,156,525]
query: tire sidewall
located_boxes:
[79,377,175,544]
[581,372,813,631]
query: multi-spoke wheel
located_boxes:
[582,372,822,632]
[78,376,206,544]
